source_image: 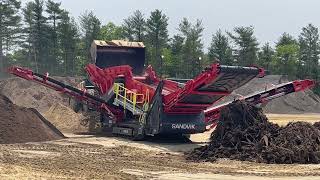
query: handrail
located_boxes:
[113,83,146,113]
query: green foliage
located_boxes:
[145,9,169,73]
[274,42,300,78]
[208,29,232,65]
[161,48,173,77]
[46,0,63,73]
[178,18,204,78]
[58,11,79,76]
[169,35,184,77]
[122,10,145,42]
[0,0,22,75]
[46,0,63,21]
[6,49,29,67]
[298,24,320,80]
[79,10,101,62]
[258,43,274,70]
[7,0,81,76]
[314,86,320,96]
[271,33,299,79]
[21,2,34,69]
[276,33,297,47]
[228,26,259,66]
[99,22,124,41]
[23,0,50,72]
[1,3,319,96]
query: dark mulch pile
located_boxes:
[0,94,64,144]
[314,122,320,130]
[187,100,320,164]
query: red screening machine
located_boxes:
[8,40,316,140]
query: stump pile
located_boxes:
[188,100,320,164]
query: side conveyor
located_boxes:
[7,66,123,120]
[204,79,316,129]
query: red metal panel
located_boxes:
[85,63,266,115]
[292,79,316,91]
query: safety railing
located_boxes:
[113,83,146,113]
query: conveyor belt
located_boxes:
[7,66,122,120]
[204,79,316,129]
[197,65,260,92]
[164,65,264,113]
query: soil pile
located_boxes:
[44,102,99,133]
[0,77,81,113]
[0,94,64,144]
[188,100,320,164]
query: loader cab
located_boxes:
[90,40,146,75]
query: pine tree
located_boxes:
[79,11,101,63]
[258,43,274,70]
[277,32,297,47]
[208,29,232,65]
[228,26,259,66]
[122,17,134,41]
[178,18,204,78]
[145,9,169,74]
[169,35,184,77]
[46,0,63,73]
[123,10,145,42]
[298,24,320,79]
[58,10,79,76]
[0,0,22,75]
[22,2,35,69]
[22,0,50,72]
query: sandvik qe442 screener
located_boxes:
[8,40,316,140]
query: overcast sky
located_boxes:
[21,0,320,49]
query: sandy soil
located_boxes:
[0,114,319,179]
[267,113,320,126]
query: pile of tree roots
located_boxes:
[187,100,320,164]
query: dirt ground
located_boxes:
[267,113,320,126]
[1,66,319,179]
[0,114,319,179]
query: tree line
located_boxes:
[0,0,319,94]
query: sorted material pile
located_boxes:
[0,77,81,113]
[188,100,320,164]
[44,102,99,133]
[0,94,64,144]
[44,102,86,133]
